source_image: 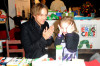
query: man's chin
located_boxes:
[41,22,45,25]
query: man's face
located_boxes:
[34,8,48,26]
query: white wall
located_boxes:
[8,0,30,30]
[8,0,15,30]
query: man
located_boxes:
[21,3,54,58]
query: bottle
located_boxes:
[69,7,72,13]
[56,45,63,61]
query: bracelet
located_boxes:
[58,34,62,37]
[49,36,52,39]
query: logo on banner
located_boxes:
[78,40,93,49]
[0,9,6,23]
[81,24,96,37]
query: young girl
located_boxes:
[54,16,79,61]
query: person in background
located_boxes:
[35,0,40,4]
[41,0,46,5]
[21,3,54,58]
[50,0,66,11]
[9,15,23,29]
[54,16,79,61]
[9,15,23,40]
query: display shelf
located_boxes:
[74,17,93,20]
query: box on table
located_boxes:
[0,57,13,66]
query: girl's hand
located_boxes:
[67,24,75,33]
[58,25,63,35]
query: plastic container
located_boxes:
[56,45,63,61]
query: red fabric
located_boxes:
[1,28,21,49]
[85,59,100,66]
[2,42,6,48]
[0,27,20,40]
[0,30,7,39]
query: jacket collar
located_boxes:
[31,17,44,32]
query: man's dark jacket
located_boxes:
[21,18,54,59]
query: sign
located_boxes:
[81,24,96,37]
[0,9,6,23]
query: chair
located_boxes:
[6,40,25,57]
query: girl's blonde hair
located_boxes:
[60,16,78,33]
[31,3,48,16]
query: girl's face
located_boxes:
[61,22,69,35]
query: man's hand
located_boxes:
[43,25,54,40]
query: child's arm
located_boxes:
[54,34,63,47]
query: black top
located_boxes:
[54,32,79,52]
[21,18,54,59]
[9,16,23,28]
[13,16,23,27]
